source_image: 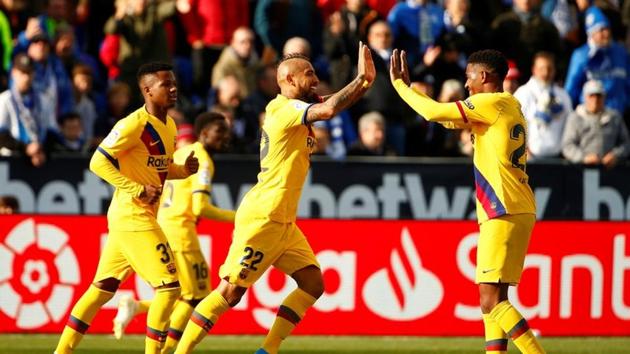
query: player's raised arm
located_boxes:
[304,41,375,123]
[389,49,464,124]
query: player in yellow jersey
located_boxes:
[174,42,375,354]
[55,62,199,354]
[390,49,545,354]
[112,112,236,353]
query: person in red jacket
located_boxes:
[177,0,249,96]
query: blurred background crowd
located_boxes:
[0,0,629,167]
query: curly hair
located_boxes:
[467,50,509,81]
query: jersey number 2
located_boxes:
[509,124,526,171]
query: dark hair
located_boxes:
[278,53,310,65]
[533,51,555,64]
[58,112,81,125]
[0,195,19,211]
[467,50,509,81]
[136,62,173,82]
[72,63,93,78]
[194,112,226,137]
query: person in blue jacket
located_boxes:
[564,6,630,116]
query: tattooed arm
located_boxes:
[305,42,375,123]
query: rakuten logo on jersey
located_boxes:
[146,155,170,168]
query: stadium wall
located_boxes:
[1,216,629,335]
[2,157,630,220]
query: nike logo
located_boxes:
[482,269,495,274]
[150,140,161,146]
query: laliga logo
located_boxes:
[362,227,443,320]
[0,219,80,329]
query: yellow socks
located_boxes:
[175,291,230,354]
[489,301,546,354]
[146,286,180,354]
[261,288,317,354]
[483,314,507,353]
[161,300,194,354]
[55,285,115,354]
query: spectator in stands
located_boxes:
[54,24,104,94]
[514,52,572,159]
[104,0,175,106]
[412,32,467,98]
[541,0,580,48]
[503,60,521,94]
[562,80,630,168]
[254,0,323,64]
[22,32,73,117]
[0,195,19,214]
[93,81,131,144]
[387,0,444,68]
[490,0,563,83]
[240,65,279,148]
[312,81,357,160]
[348,111,396,156]
[176,122,195,149]
[71,63,98,146]
[47,112,85,154]
[0,53,56,166]
[207,75,256,152]
[565,6,630,118]
[323,0,380,90]
[364,20,413,155]
[178,0,249,95]
[443,0,488,55]
[0,6,13,85]
[211,27,259,99]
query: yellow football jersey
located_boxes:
[238,94,316,223]
[394,80,536,223]
[93,106,186,231]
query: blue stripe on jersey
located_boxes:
[473,165,507,219]
[301,103,315,125]
[145,122,166,154]
[97,146,119,170]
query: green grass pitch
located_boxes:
[1,335,630,354]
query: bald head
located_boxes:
[282,37,311,57]
[276,54,319,99]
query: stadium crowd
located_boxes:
[0,0,629,165]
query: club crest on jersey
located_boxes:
[238,268,250,280]
[463,99,475,110]
[167,262,176,274]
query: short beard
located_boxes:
[301,91,323,103]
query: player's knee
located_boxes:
[479,294,500,314]
[93,278,120,293]
[187,297,203,308]
[299,275,324,299]
[216,282,246,307]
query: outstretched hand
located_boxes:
[357,41,375,86]
[389,49,410,86]
[185,150,199,175]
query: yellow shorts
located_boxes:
[174,250,211,300]
[476,213,535,285]
[94,229,178,287]
[219,214,319,287]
